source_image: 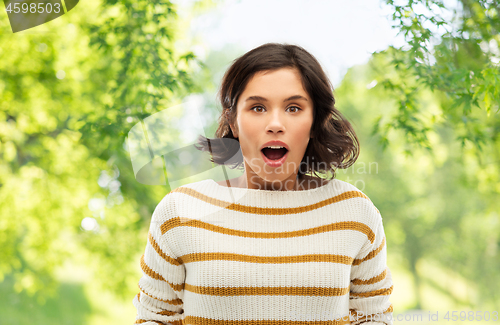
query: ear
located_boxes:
[230,123,238,139]
[226,109,238,138]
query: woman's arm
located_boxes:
[349,211,394,325]
[132,195,186,325]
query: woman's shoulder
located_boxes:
[331,178,368,196]
[326,178,379,209]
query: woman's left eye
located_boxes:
[287,106,301,112]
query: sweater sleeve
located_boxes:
[349,209,394,325]
[132,195,185,325]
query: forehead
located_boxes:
[249,67,301,83]
[241,68,309,96]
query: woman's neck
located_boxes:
[218,173,326,191]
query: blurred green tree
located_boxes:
[0,0,213,310]
[364,2,500,309]
[336,47,500,311]
[374,0,499,156]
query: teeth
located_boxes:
[266,146,285,149]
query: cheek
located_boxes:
[238,119,260,140]
[295,122,313,144]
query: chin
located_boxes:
[260,173,294,183]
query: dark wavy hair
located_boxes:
[195,42,359,180]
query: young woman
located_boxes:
[133,43,394,325]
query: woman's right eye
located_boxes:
[251,106,265,112]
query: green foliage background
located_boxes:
[0,0,498,323]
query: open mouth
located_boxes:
[261,147,288,160]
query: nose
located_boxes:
[265,109,285,134]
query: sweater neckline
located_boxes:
[207,178,334,196]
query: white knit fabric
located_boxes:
[133,178,394,325]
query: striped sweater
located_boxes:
[133,178,394,325]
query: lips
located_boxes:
[259,140,290,163]
[260,140,290,151]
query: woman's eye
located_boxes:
[251,106,265,112]
[287,106,301,113]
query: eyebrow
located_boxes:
[245,95,308,103]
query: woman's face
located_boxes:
[230,67,314,190]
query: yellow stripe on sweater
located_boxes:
[352,237,385,266]
[161,218,375,244]
[171,187,372,216]
[350,285,393,298]
[178,252,353,265]
[351,268,387,285]
[183,316,351,325]
[140,254,184,291]
[184,283,350,296]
